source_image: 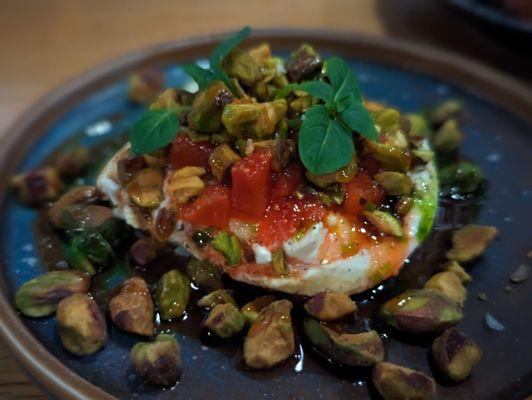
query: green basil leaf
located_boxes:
[338,95,378,141]
[210,26,252,68]
[298,105,354,174]
[297,81,334,103]
[327,57,362,103]
[182,64,215,90]
[130,109,179,156]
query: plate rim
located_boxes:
[0,29,531,400]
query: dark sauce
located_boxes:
[32,133,484,395]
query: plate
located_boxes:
[0,31,531,400]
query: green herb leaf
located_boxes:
[210,26,252,68]
[338,95,378,140]
[183,27,250,96]
[182,64,215,90]
[274,81,333,102]
[298,105,354,174]
[130,109,179,155]
[297,81,334,103]
[327,57,362,103]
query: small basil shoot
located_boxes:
[298,105,354,174]
[130,109,179,156]
[290,57,378,173]
[183,26,252,95]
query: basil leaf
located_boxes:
[298,105,354,174]
[297,81,334,103]
[130,109,179,156]
[338,95,378,141]
[182,64,215,90]
[275,81,333,102]
[210,26,252,68]
[327,57,362,103]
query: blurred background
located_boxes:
[0,0,530,398]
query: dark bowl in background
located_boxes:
[443,0,532,49]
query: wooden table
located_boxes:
[0,0,529,398]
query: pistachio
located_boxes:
[197,289,236,310]
[306,157,358,188]
[446,224,498,262]
[395,196,413,217]
[223,50,262,87]
[221,99,287,139]
[244,300,295,369]
[428,99,464,127]
[304,292,357,321]
[440,260,472,284]
[56,294,107,355]
[363,140,412,172]
[128,68,164,104]
[109,276,154,336]
[48,186,100,228]
[372,362,436,400]
[10,167,64,206]
[379,289,462,333]
[374,172,413,196]
[248,43,272,64]
[431,328,482,382]
[241,295,276,325]
[271,248,286,275]
[130,333,182,386]
[412,149,434,163]
[407,113,432,137]
[375,108,401,134]
[439,161,485,196]
[187,81,232,133]
[209,143,241,181]
[130,237,162,266]
[155,207,177,241]
[424,271,467,306]
[166,166,205,204]
[204,303,245,338]
[54,147,91,180]
[126,168,164,208]
[211,232,243,267]
[287,44,322,82]
[185,258,223,291]
[253,139,293,172]
[155,270,191,320]
[117,156,148,185]
[363,210,403,238]
[434,119,463,153]
[15,270,91,317]
[304,319,384,366]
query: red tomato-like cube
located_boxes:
[169,134,215,170]
[180,185,231,229]
[231,150,272,221]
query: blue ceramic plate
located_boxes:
[0,31,531,399]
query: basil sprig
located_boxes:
[279,57,378,174]
[183,26,252,95]
[130,109,179,156]
[130,27,251,155]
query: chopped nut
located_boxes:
[372,362,436,400]
[424,271,467,306]
[166,166,205,204]
[447,224,498,262]
[109,276,154,336]
[204,303,245,338]
[432,328,482,381]
[304,292,357,321]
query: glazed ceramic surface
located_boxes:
[0,33,531,399]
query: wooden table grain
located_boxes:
[0,0,529,398]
